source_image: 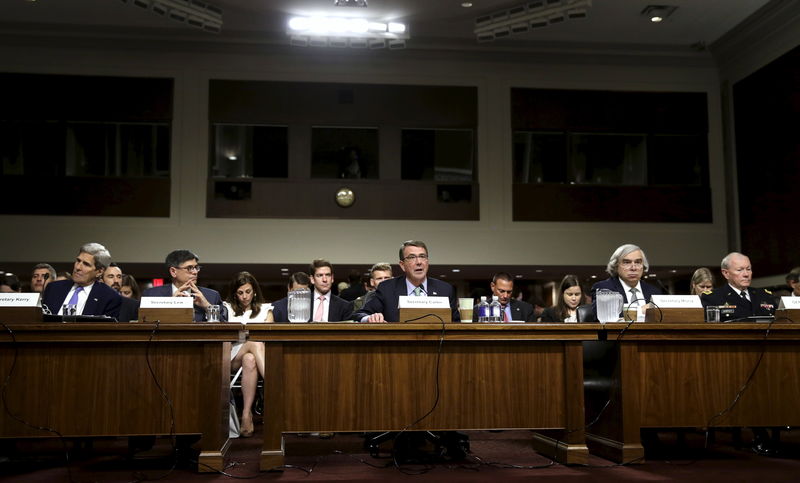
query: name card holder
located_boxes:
[645,295,704,323]
[138,297,194,324]
[0,293,42,324]
[398,295,452,323]
[398,307,452,323]
[776,297,800,324]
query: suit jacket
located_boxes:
[701,285,776,321]
[590,277,663,317]
[352,276,460,322]
[42,280,122,320]
[270,292,353,322]
[141,284,227,322]
[119,296,140,322]
[472,299,535,322]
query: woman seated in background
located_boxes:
[119,274,140,300]
[540,275,583,323]
[223,271,272,437]
[689,267,715,295]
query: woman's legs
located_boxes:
[231,342,265,437]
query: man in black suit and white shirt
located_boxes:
[353,240,460,323]
[590,243,663,319]
[473,272,535,322]
[309,259,353,322]
[41,242,121,319]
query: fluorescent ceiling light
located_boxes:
[474,0,591,42]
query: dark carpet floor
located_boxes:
[2,426,799,482]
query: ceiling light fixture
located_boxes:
[121,0,223,33]
[641,5,677,23]
[288,15,408,49]
[474,0,592,42]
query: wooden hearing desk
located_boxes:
[584,323,800,463]
[248,323,597,470]
[0,322,241,472]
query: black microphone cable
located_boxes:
[1,322,74,482]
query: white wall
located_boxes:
[0,40,729,268]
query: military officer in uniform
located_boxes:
[701,251,779,456]
[700,252,775,321]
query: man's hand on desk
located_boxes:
[366,313,386,323]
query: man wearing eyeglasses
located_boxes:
[142,249,227,322]
[590,243,663,320]
[353,240,460,323]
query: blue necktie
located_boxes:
[67,286,83,306]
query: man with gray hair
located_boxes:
[785,266,800,297]
[590,243,662,318]
[31,263,57,293]
[41,242,121,319]
[700,252,775,321]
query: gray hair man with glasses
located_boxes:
[590,243,663,319]
[352,240,460,323]
[142,249,227,322]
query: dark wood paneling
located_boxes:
[0,73,173,121]
[733,44,800,275]
[209,81,477,127]
[512,183,711,222]
[207,179,478,220]
[0,176,170,217]
[511,89,708,134]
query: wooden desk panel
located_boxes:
[585,323,800,463]
[249,323,598,469]
[0,323,241,472]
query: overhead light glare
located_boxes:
[288,15,408,48]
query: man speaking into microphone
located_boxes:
[353,240,460,323]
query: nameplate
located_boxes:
[398,296,450,309]
[140,297,193,308]
[778,297,800,309]
[650,295,703,309]
[139,297,193,323]
[0,293,40,306]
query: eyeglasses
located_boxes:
[177,264,202,273]
[620,259,643,267]
[402,254,429,262]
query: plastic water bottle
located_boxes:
[477,296,488,323]
[489,296,501,322]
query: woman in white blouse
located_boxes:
[223,271,272,437]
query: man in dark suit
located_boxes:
[308,259,353,322]
[101,262,139,322]
[141,249,227,322]
[590,243,663,319]
[353,240,460,323]
[41,242,121,319]
[472,272,535,322]
[271,272,311,322]
[700,252,775,321]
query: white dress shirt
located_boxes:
[59,282,94,315]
